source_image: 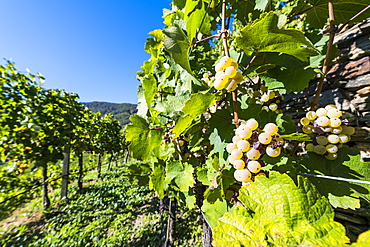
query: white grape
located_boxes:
[263,123,278,135]
[232,135,241,144]
[224,66,237,77]
[325,152,338,160]
[237,139,250,152]
[316,116,329,127]
[231,149,243,159]
[327,134,339,144]
[327,108,342,118]
[331,126,342,134]
[233,159,245,170]
[306,111,317,120]
[316,108,327,117]
[260,94,269,103]
[234,169,252,182]
[338,134,350,143]
[329,118,341,128]
[228,155,236,164]
[247,160,261,173]
[237,125,252,139]
[246,148,261,160]
[246,119,258,130]
[258,132,272,144]
[326,144,338,154]
[269,103,278,111]
[266,146,281,157]
[302,125,313,134]
[216,56,233,71]
[225,79,237,92]
[300,117,311,126]
[226,143,236,153]
[325,104,337,111]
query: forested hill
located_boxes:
[82,101,137,126]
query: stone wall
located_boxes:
[282,20,370,161]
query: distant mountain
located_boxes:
[83,101,137,126]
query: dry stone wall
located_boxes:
[282,19,370,161]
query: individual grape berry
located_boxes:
[234,169,252,182]
[326,144,338,154]
[300,118,311,126]
[232,135,241,144]
[228,155,236,164]
[231,72,243,83]
[327,108,342,118]
[316,136,328,145]
[316,116,329,127]
[247,160,261,173]
[327,134,339,144]
[224,66,237,77]
[321,126,332,133]
[316,108,327,117]
[331,126,342,134]
[231,149,243,159]
[314,145,327,155]
[233,159,245,170]
[325,152,338,160]
[246,119,258,130]
[262,106,269,111]
[269,103,278,111]
[226,79,238,92]
[340,125,349,135]
[237,125,252,139]
[258,132,272,144]
[214,73,229,90]
[226,143,236,153]
[260,94,270,103]
[329,118,341,128]
[263,123,278,135]
[346,126,355,135]
[338,134,350,143]
[237,139,250,152]
[246,148,261,160]
[306,111,317,120]
[215,56,233,72]
[305,143,315,152]
[302,125,313,134]
[266,145,281,157]
[268,90,275,99]
[325,104,337,111]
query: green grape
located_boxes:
[214,73,229,90]
[347,126,355,135]
[228,155,236,164]
[226,143,236,153]
[258,132,272,144]
[306,111,317,120]
[237,125,252,139]
[260,94,269,102]
[269,103,278,111]
[237,139,250,152]
[233,159,245,170]
[231,71,243,83]
[263,123,278,135]
[326,144,338,154]
[329,117,341,128]
[234,169,252,182]
[262,106,269,111]
[302,125,313,134]
[231,149,243,159]
[300,117,311,126]
[325,152,338,160]
[316,136,328,145]
[226,79,238,91]
[305,143,314,152]
[316,108,327,117]
[327,134,339,144]
[246,118,258,130]
[215,56,233,71]
[314,145,327,155]
[341,125,349,134]
[247,160,261,173]
[230,61,238,70]
[316,116,329,127]
[327,108,342,118]
[268,90,275,99]
[338,134,350,143]
[266,146,281,157]
[331,126,342,134]
[246,148,261,160]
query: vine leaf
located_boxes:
[149,161,166,198]
[126,115,163,160]
[301,0,370,29]
[163,25,192,74]
[185,0,211,42]
[298,146,370,209]
[165,161,194,192]
[172,92,215,137]
[142,74,157,108]
[236,12,319,62]
[201,199,230,229]
[212,171,349,246]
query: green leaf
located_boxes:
[212,171,349,246]
[185,0,211,42]
[303,0,370,29]
[351,230,370,246]
[254,0,270,11]
[172,92,215,137]
[236,12,319,61]
[149,161,166,198]
[126,115,163,160]
[163,25,192,73]
[298,146,368,209]
[201,199,231,229]
[165,161,194,192]
[142,75,157,108]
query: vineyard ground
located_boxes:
[0,164,203,246]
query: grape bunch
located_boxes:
[300,105,355,160]
[202,56,243,91]
[246,84,284,113]
[226,119,284,184]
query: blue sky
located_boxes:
[0,0,172,104]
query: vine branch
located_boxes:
[310,0,335,110]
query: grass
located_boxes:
[0,165,203,246]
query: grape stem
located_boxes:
[310,0,335,110]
